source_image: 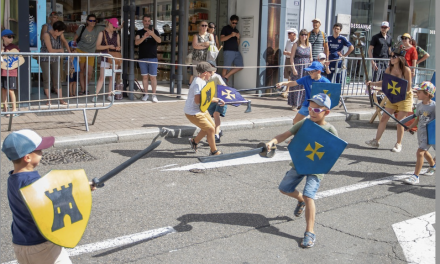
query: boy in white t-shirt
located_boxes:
[184,62,225,156]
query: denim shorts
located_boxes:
[298,105,309,116]
[139,58,158,76]
[278,168,321,199]
[223,50,244,69]
[68,72,79,83]
[208,102,228,117]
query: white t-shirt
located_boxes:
[209,73,226,86]
[184,77,206,115]
[284,39,298,59]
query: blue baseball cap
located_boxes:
[2,129,54,161]
[308,93,331,109]
[304,61,324,72]
[1,29,15,37]
[68,40,77,48]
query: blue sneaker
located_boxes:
[423,166,436,176]
[301,232,316,248]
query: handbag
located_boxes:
[102,30,122,68]
[207,44,219,61]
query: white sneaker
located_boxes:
[91,96,97,103]
[391,143,402,152]
[423,166,436,176]
[404,175,419,185]
[365,139,380,148]
[107,95,113,102]
[142,94,149,101]
[152,95,158,103]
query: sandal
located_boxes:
[59,101,68,105]
[78,91,85,95]
[294,201,306,217]
[188,138,198,152]
[301,232,316,248]
[209,149,222,156]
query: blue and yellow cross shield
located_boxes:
[288,119,348,175]
[310,82,342,109]
[382,73,408,104]
[20,169,92,248]
[427,119,435,145]
[200,81,217,112]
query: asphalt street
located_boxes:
[1,120,435,264]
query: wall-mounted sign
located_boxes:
[337,14,351,35]
[286,1,300,30]
[241,40,250,54]
[240,16,254,38]
[350,23,371,31]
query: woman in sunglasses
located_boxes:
[73,14,101,95]
[400,33,417,76]
[207,22,220,49]
[365,48,413,153]
[191,21,214,79]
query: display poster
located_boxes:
[29,1,38,48]
[285,0,300,30]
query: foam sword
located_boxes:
[198,142,276,163]
[92,140,162,187]
[373,102,414,135]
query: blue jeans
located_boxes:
[279,168,321,199]
[223,51,244,69]
[138,58,158,76]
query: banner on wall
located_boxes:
[29,1,38,48]
[285,0,300,30]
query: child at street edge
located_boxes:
[185,61,225,156]
[404,81,436,185]
[2,129,96,264]
[265,93,337,248]
[206,60,227,143]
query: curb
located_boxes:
[52,110,376,149]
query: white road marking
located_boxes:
[165,151,292,171]
[392,212,435,264]
[151,164,178,170]
[2,226,176,264]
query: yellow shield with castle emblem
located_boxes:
[20,169,92,248]
[199,81,217,112]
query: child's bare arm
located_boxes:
[406,117,418,131]
[266,131,293,151]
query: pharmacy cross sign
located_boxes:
[352,32,373,107]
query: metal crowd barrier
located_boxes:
[0,52,119,131]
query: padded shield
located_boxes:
[310,82,342,109]
[288,119,348,175]
[381,73,408,104]
[200,81,217,112]
[1,48,25,70]
[427,119,435,145]
[20,169,92,248]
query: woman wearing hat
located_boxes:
[282,28,298,97]
[93,18,121,102]
[365,47,413,153]
[401,33,417,76]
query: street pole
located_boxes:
[170,0,177,94]
[18,0,30,106]
[128,0,136,100]
[123,0,129,97]
[176,0,185,97]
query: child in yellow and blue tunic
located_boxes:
[206,60,227,143]
[404,81,436,185]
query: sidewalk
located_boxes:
[0,84,377,147]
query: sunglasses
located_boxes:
[88,20,96,22]
[209,26,215,29]
[307,70,318,74]
[232,22,238,24]
[201,24,208,27]
[288,32,296,35]
[391,55,398,59]
[402,37,410,40]
[301,34,308,36]
[381,26,388,29]
[4,35,14,39]
[308,106,326,113]
[319,58,326,61]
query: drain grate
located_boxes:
[35,111,75,116]
[41,148,96,165]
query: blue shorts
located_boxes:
[223,51,244,69]
[279,168,321,199]
[139,58,158,76]
[208,103,228,117]
[68,72,79,83]
[298,105,309,116]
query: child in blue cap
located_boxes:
[265,93,337,248]
[276,61,331,124]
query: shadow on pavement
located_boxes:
[173,213,302,244]
[386,182,435,200]
[341,153,416,167]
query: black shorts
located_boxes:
[68,72,79,83]
[1,76,17,90]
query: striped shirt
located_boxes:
[40,32,61,62]
[309,30,327,60]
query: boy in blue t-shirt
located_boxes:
[327,23,354,83]
[276,61,330,124]
[68,41,80,97]
[2,129,95,263]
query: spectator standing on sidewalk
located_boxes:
[308,18,328,61]
[191,21,214,79]
[282,28,298,83]
[207,22,220,49]
[220,15,244,84]
[410,39,430,67]
[327,23,354,83]
[93,18,121,103]
[135,15,161,103]
[1,29,19,116]
[206,60,227,143]
[288,29,312,111]
[41,12,70,55]
[73,14,100,96]
[400,33,417,77]
[368,21,391,82]
[40,21,68,105]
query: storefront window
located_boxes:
[349,0,373,57]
